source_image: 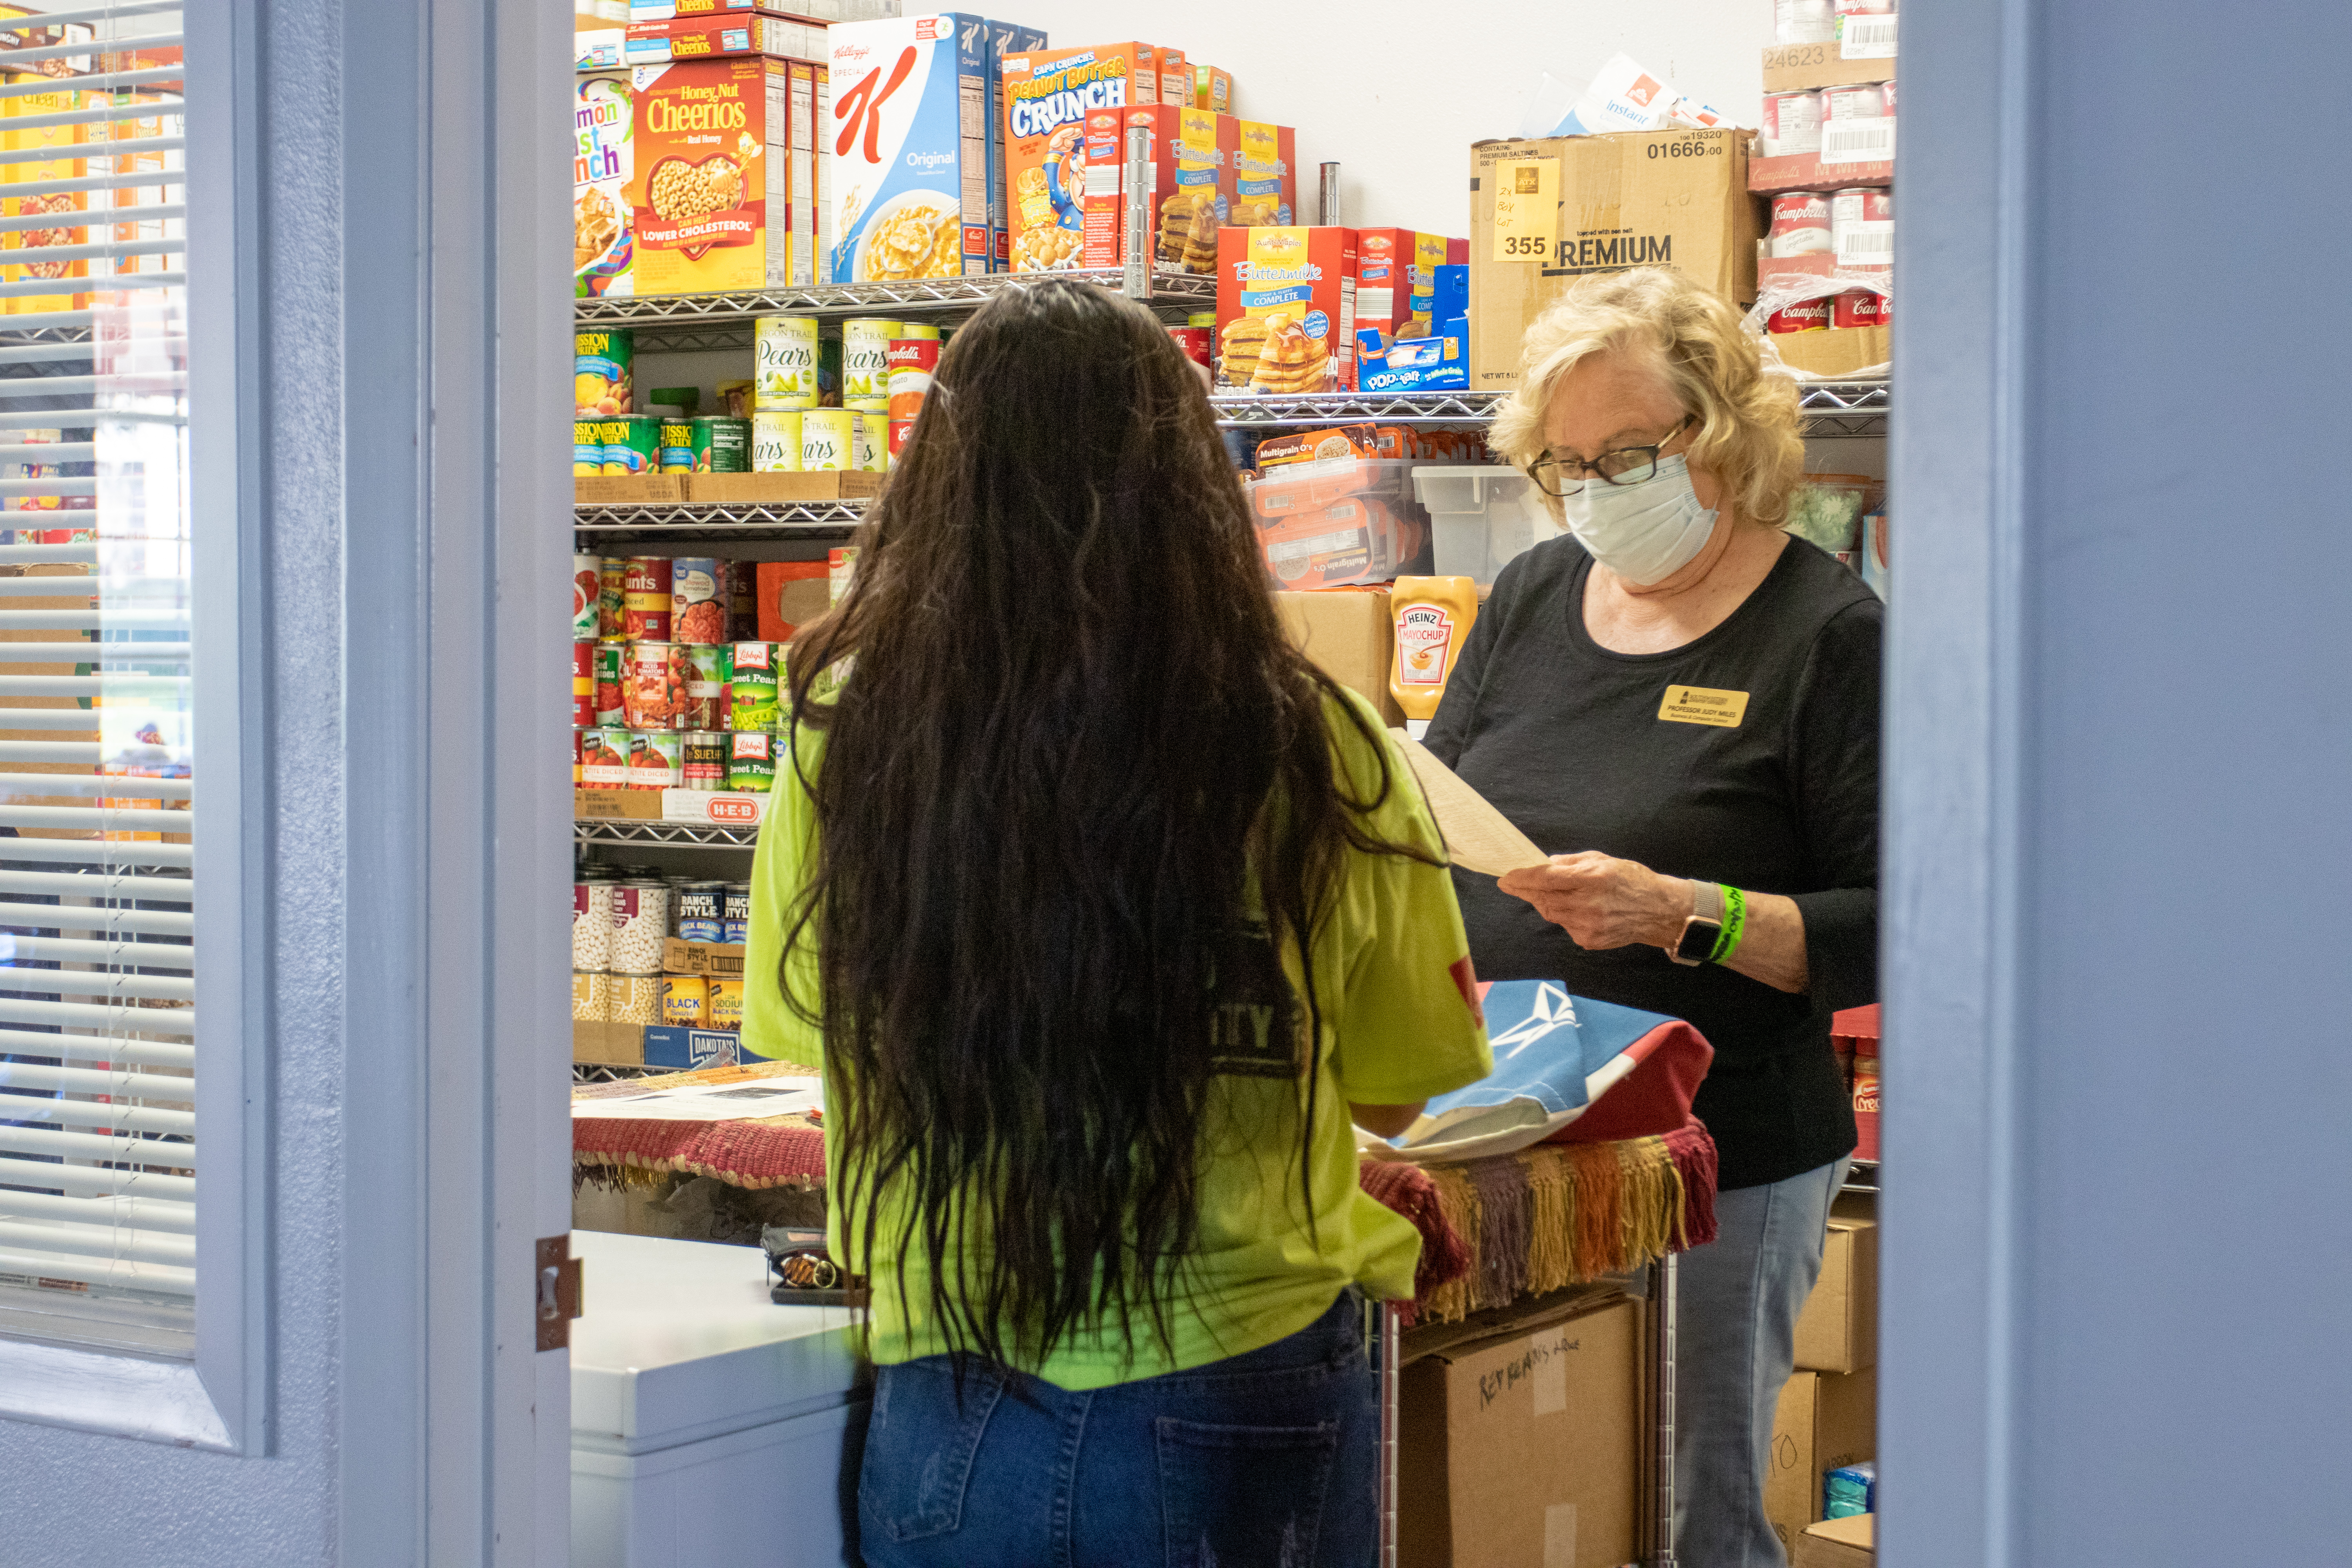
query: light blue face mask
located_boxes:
[1561,454,1719,586]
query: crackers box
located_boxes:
[1077,106,1232,273]
[575,72,636,296]
[628,56,802,295]
[828,15,993,285]
[1469,128,1757,392]
[1227,118,1296,228]
[1002,41,1157,272]
[1355,229,1454,348]
[1214,225,1357,393]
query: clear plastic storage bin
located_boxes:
[1410,466,1556,585]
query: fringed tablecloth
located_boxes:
[573,1064,1718,1321]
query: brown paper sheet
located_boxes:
[1391,730,1550,877]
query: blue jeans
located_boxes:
[856,1289,1378,1568]
[1674,1155,1852,1568]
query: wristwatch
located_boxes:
[1668,880,1722,966]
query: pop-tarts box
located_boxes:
[1356,323,1468,393]
[828,15,994,283]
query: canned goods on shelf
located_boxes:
[1167,325,1211,367]
[1833,290,1890,329]
[681,646,731,730]
[599,557,627,638]
[706,976,744,1031]
[840,318,899,410]
[1766,297,1833,334]
[610,882,672,975]
[729,730,775,793]
[580,726,630,789]
[693,416,750,473]
[576,326,633,416]
[886,338,937,424]
[753,411,803,473]
[1767,191,1833,258]
[573,880,615,970]
[573,419,608,476]
[671,557,726,645]
[593,641,626,725]
[800,408,856,472]
[1821,83,1886,121]
[623,556,672,640]
[626,729,683,791]
[755,315,820,410]
[599,414,661,476]
[895,322,941,342]
[1773,0,1835,42]
[682,730,728,792]
[624,639,686,729]
[854,412,886,474]
[889,417,916,465]
[676,881,726,942]
[661,974,709,1027]
[657,419,699,472]
[730,641,779,729]
[571,641,596,728]
[828,547,858,607]
[1760,90,1823,159]
[723,882,751,927]
[572,970,613,1022]
[573,725,584,786]
[1829,187,1894,267]
[610,974,662,1026]
[573,552,602,639]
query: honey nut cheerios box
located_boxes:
[1000,41,1157,274]
[1226,118,1296,230]
[827,14,995,285]
[1214,226,1358,394]
[1075,106,1235,274]
[628,56,804,295]
[2,75,107,317]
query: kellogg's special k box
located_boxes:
[827,14,993,284]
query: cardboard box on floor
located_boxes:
[1796,1513,1875,1568]
[1398,1294,1642,1568]
[1469,128,1757,394]
[1770,327,1889,379]
[1768,1367,1875,1560]
[1794,1196,1878,1373]
[1273,589,1405,726]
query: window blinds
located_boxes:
[0,3,193,1359]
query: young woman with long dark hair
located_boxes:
[740,279,1492,1568]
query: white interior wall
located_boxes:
[992,0,1775,236]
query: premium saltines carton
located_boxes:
[1002,42,1157,272]
[828,14,993,284]
[1214,225,1358,394]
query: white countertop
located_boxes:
[570,1230,866,1456]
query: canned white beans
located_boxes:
[610,880,671,976]
[573,880,614,970]
[572,970,612,1022]
[610,974,662,1026]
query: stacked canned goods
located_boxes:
[573,554,766,792]
[573,868,754,1039]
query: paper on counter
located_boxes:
[1390,731,1550,877]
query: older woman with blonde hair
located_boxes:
[1423,267,1877,1568]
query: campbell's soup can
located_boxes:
[1822,82,1886,121]
[1760,90,1822,158]
[886,338,937,423]
[705,976,744,1031]
[729,730,775,793]
[572,553,601,639]
[622,556,672,640]
[1881,77,1895,116]
[730,641,780,729]
[623,639,684,729]
[1773,0,1835,43]
[598,557,627,638]
[1767,192,1833,258]
[593,641,626,724]
[752,410,803,472]
[1167,325,1211,367]
[889,417,917,465]
[896,322,941,342]
[1766,297,1833,334]
[670,557,726,644]
[840,318,899,410]
[1833,289,1891,329]
[800,408,855,472]
[1830,187,1895,267]
[681,644,730,729]
[754,314,820,410]
[579,726,630,789]
[722,883,752,945]
[571,641,596,727]
[626,730,682,790]
[661,973,709,1027]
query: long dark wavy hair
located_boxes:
[779,279,1420,1372]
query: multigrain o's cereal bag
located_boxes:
[828,15,993,285]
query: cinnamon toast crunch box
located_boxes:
[1214,226,1357,394]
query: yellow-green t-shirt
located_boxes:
[739,686,1492,1390]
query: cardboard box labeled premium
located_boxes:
[1768,1368,1876,1560]
[1470,128,1758,392]
[1793,1196,1878,1374]
[828,14,992,283]
[1397,1294,1642,1568]
[1214,225,1357,393]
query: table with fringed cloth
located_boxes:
[573,1062,1719,1324]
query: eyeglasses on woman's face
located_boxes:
[1523,416,1692,497]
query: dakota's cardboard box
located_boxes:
[1397,1294,1642,1567]
[828,14,992,284]
[1768,1368,1876,1560]
[1274,588,1405,726]
[1794,1197,1878,1373]
[1214,225,1357,393]
[1228,117,1296,227]
[1470,127,1758,391]
[1797,1514,1875,1568]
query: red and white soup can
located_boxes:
[1767,191,1833,258]
[1760,90,1822,158]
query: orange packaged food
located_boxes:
[1079,105,1236,273]
[1002,42,1158,272]
[1214,226,1359,394]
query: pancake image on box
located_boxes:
[1245,314,1331,394]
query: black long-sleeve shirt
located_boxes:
[1423,534,1878,1190]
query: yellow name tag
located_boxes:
[1658,685,1749,727]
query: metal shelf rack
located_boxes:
[574,267,1216,350]
[573,499,867,542]
[575,819,759,850]
[1209,380,1889,438]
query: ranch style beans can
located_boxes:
[572,552,602,639]
[676,882,726,942]
[622,556,671,640]
[670,557,726,644]
[730,641,779,728]
[722,883,752,945]
[600,414,661,476]
[692,415,750,473]
[593,641,626,724]
[754,314,820,410]
[682,731,727,791]
[599,556,627,637]
[800,408,856,472]
[751,411,802,472]
[571,641,595,727]
[661,974,708,1027]
[657,419,698,472]
[840,318,899,410]
[625,730,682,790]
[728,730,775,793]
[681,645,730,729]
[705,976,743,1031]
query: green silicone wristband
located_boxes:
[1710,885,1747,964]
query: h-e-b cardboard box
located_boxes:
[1469,128,1757,393]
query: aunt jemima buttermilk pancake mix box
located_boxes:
[626,56,798,294]
[1227,118,1296,229]
[1354,230,1456,350]
[1077,106,1234,273]
[1001,42,1158,273]
[1215,227,1357,394]
[828,15,994,284]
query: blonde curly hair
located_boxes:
[1488,268,1805,528]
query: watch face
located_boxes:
[1675,919,1721,964]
